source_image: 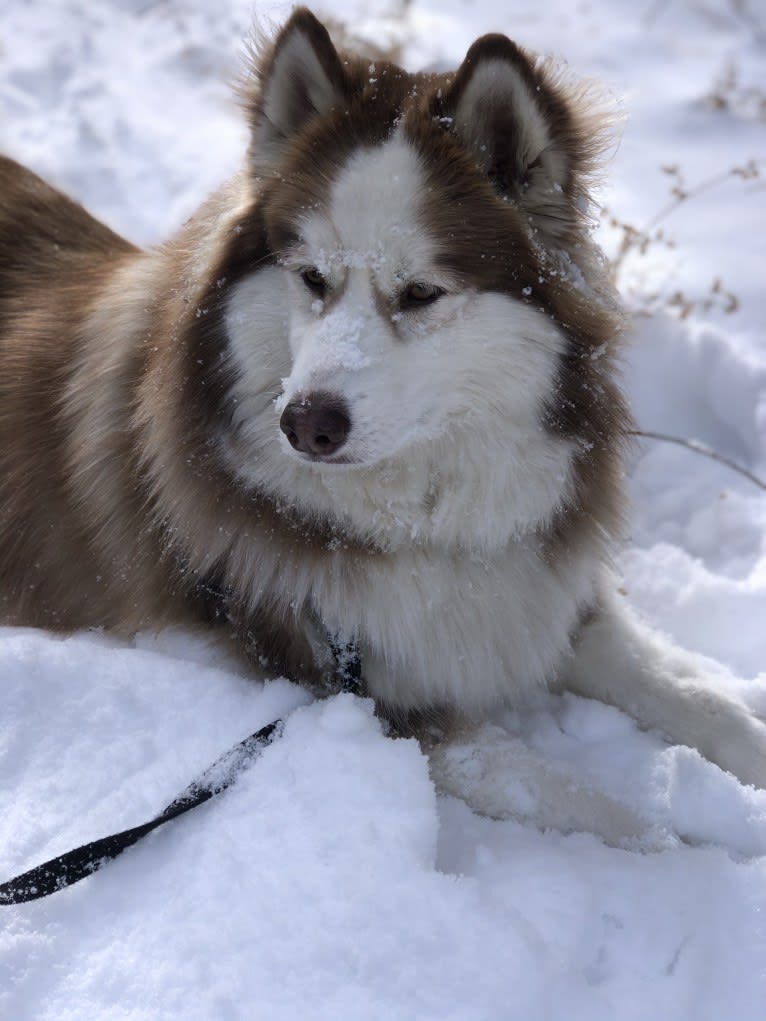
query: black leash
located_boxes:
[0,720,281,905]
[1,633,363,906]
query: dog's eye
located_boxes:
[401,282,444,308]
[300,267,327,295]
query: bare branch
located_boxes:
[629,429,766,491]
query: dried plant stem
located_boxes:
[629,429,766,492]
[609,159,762,282]
[642,165,754,236]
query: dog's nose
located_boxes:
[279,392,351,457]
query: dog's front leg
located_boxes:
[563,577,766,789]
[428,724,656,846]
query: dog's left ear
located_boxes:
[440,34,598,243]
[245,8,348,175]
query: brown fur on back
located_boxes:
[0,157,142,627]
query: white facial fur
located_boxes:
[223,133,576,553]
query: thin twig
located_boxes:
[609,160,762,281]
[629,429,766,492]
[641,164,757,236]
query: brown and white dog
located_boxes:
[1,8,764,830]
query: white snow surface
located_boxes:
[1,1,766,1018]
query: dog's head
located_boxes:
[212,9,626,548]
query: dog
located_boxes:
[1,8,764,833]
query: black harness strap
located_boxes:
[328,634,363,692]
[0,720,281,905]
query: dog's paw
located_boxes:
[701,707,766,790]
[427,723,661,848]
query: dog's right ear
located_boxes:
[244,8,347,175]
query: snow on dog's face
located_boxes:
[271,136,572,478]
[272,137,449,467]
[218,9,627,550]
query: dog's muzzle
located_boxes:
[279,391,351,458]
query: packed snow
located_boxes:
[1,1,765,1018]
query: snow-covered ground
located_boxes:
[1,1,765,1017]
